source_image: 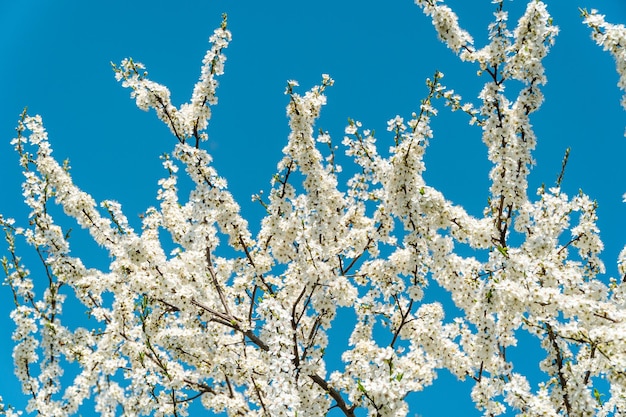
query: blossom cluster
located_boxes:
[580,8,626,281]
[2,2,626,417]
[582,8,626,110]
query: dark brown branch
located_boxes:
[546,323,572,415]
[205,246,232,317]
[190,298,269,351]
[308,374,356,417]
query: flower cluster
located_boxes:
[112,14,231,147]
[582,8,626,110]
[414,0,474,54]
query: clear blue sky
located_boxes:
[0,1,625,415]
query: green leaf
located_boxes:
[357,379,366,393]
[593,388,604,405]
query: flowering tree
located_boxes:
[1,1,626,416]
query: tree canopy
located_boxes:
[1,1,626,416]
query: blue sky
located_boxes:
[0,1,625,415]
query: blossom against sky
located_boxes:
[0,1,625,415]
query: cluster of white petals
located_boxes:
[582,9,626,110]
[581,9,626,277]
[2,3,626,417]
[414,0,474,53]
[112,15,231,146]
